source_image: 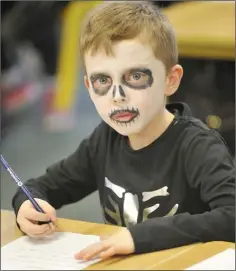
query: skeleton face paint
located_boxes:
[113,85,126,98]
[90,74,112,96]
[85,40,167,136]
[109,107,140,125]
[122,68,153,90]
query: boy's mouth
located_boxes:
[109,107,140,123]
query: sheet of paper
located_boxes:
[1,232,101,270]
[185,248,235,270]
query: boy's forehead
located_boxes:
[84,40,160,73]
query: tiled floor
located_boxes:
[1,85,104,223]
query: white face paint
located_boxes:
[84,40,167,136]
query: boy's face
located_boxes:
[84,40,171,136]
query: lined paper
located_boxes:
[1,232,101,270]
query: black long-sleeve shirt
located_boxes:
[12,102,235,253]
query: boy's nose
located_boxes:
[113,85,127,103]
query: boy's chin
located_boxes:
[108,121,143,136]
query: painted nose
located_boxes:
[113,85,127,103]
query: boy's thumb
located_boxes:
[41,202,57,223]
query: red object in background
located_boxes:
[1,82,43,115]
[3,85,30,112]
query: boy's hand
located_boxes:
[74,228,135,261]
[17,198,57,238]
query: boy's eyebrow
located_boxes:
[89,65,151,78]
[122,65,150,73]
[90,72,111,78]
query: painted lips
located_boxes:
[110,108,139,123]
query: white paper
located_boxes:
[185,248,235,270]
[1,232,101,270]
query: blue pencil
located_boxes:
[0,155,50,224]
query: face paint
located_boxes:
[90,73,113,96]
[122,68,153,90]
[109,107,140,125]
[118,85,126,97]
[85,40,167,136]
[112,85,126,99]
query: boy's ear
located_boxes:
[84,75,90,89]
[165,64,183,96]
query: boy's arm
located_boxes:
[129,131,235,253]
[12,122,106,216]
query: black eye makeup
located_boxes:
[89,67,153,96]
[90,74,113,96]
[121,68,153,90]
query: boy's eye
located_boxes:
[132,72,141,80]
[99,76,109,84]
[122,68,153,90]
[124,71,148,86]
[90,75,112,96]
[94,76,112,87]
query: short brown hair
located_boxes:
[79,1,178,73]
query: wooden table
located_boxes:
[1,210,235,270]
[163,1,235,60]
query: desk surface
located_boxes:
[164,1,235,60]
[1,210,235,270]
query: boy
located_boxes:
[12,1,235,261]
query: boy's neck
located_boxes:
[128,108,175,150]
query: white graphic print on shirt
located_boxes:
[104,177,179,227]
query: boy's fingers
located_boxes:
[41,207,57,223]
[75,241,110,260]
[49,222,56,231]
[25,208,51,222]
[33,199,57,223]
[100,246,115,260]
[29,227,56,238]
[20,219,51,235]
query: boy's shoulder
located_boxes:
[178,114,221,139]
[168,102,225,141]
[165,102,231,157]
[176,114,231,157]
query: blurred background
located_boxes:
[1,1,235,223]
